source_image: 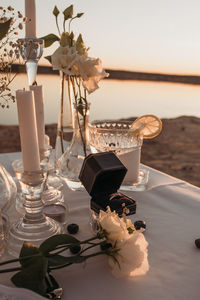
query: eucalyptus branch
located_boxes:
[0,257,20,266]
[46,235,101,257]
[49,251,106,271]
[0,267,22,273]
[0,252,44,269]
[79,241,104,255]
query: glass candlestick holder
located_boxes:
[18,38,44,85]
[8,169,61,257]
[12,145,64,215]
[40,145,64,204]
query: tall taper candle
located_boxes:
[16,90,40,172]
[25,0,36,38]
[30,85,45,152]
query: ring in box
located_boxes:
[79,152,136,216]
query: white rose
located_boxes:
[72,56,109,93]
[98,208,130,242]
[108,231,149,278]
[51,46,78,75]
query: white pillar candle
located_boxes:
[30,85,45,152]
[25,0,36,38]
[16,90,40,172]
[118,147,141,184]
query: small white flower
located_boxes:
[51,46,78,75]
[73,56,109,93]
[108,231,149,278]
[98,207,130,242]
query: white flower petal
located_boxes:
[108,231,149,279]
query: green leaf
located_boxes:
[63,5,73,20]
[39,234,80,255]
[11,269,47,296]
[48,254,85,267]
[53,5,60,17]
[0,19,12,40]
[44,55,52,64]
[76,13,84,18]
[11,244,48,296]
[40,33,60,48]
[19,242,40,267]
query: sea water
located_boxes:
[1,74,200,125]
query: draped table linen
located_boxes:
[0,152,200,300]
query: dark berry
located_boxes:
[100,243,112,251]
[67,223,79,234]
[69,244,81,254]
[134,220,146,231]
[195,238,200,249]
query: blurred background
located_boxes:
[1,0,200,125]
[1,0,200,186]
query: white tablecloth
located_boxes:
[0,152,200,300]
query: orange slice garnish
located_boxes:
[131,114,162,139]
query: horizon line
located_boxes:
[11,64,200,85]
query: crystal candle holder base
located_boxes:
[7,170,61,257]
[8,216,60,257]
[12,148,65,214]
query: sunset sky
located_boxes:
[2,0,200,74]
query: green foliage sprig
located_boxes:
[0,233,117,298]
[41,4,86,60]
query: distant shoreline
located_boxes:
[1,116,200,187]
[11,63,200,85]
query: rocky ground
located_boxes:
[1,116,200,187]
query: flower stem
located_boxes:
[67,76,73,127]
[48,235,101,256]
[0,267,22,273]
[74,77,87,157]
[79,241,104,255]
[55,16,61,36]
[0,257,20,266]
[59,72,65,154]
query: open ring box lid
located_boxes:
[79,152,136,216]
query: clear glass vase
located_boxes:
[0,164,17,214]
[54,72,74,166]
[58,102,91,191]
[0,164,17,254]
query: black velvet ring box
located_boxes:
[79,152,136,216]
